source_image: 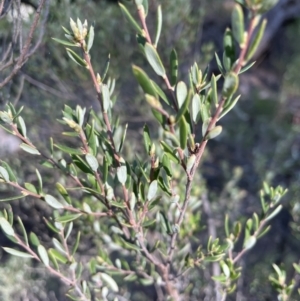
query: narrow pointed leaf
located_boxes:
[219,95,241,120]
[54,143,82,155]
[0,217,14,236]
[17,217,28,246]
[205,125,223,140]
[66,48,87,67]
[0,166,9,182]
[29,232,40,247]
[144,43,166,77]
[176,81,188,108]
[44,194,64,209]
[147,180,158,200]
[179,117,188,149]
[20,143,40,155]
[117,165,127,185]
[154,5,162,47]
[175,89,191,123]
[85,154,99,172]
[38,245,49,266]
[52,37,77,47]
[0,162,16,182]
[119,3,143,34]
[35,169,43,195]
[232,4,245,46]
[170,48,178,86]
[87,25,94,53]
[3,247,33,258]
[102,84,111,112]
[222,72,239,97]
[0,195,24,202]
[245,19,267,62]
[55,213,82,223]
[192,94,201,123]
[211,74,218,106]
[132,65,158,98]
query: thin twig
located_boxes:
[0,0,47,88]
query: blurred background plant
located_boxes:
[0,0,300,300]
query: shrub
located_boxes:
[0,0,299,300]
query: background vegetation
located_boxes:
[0,0,300,300]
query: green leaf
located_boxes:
[117,165,127,185]
[142,0,148,15]
[17,217,28,246]
[147,180,158,200]
[175,89,191,123]
[245,19,267,62]
[101,54,111,82]
[179,117,188,149]
[35,169,43,195]
[154,5,162,47]
[162,154,172,177]
[87,25,94,53]
[222,72,239,97]
[144,43,166,77]
[215,52,225,75]
[85,154,99,172]
[169,48,178,86]
[160,141,180,163]
[192,93,201,123]
[152,109,165,126]
[186,154,196,174]
[205,125,223,140]
[119,3,143,35]
[54,143,82,155]
[225,214,230,237]
[29,232,40,247]
[56,183,72,204]
[52,37,78,47]
[19,143,40,155]
[44,194,64,209]
[223,28,235,72]
[0,166,9,182]
[243,235,256,250]
[72,231,81,255]
[110,200,127,209]
[2,247,33,258]
[66,48,87,67]
[265,205,282,222]
[53,238,66,255]
[49,248,68,264]
[102,84,111,113]
[143,124,151,153]
[72,154,93,174]
[0,195,24,202]
[55,213,82,223]
[103,155,109,183]
[151,80,170,105]
[132,65,158,98]
[211,74,218,106]
[219,94,241,120]
[118,123,128,152]
[24,182,37,194]
[0,162,16,182]
[43,218,60,234]
[120,237,141,252]
[239,61,256,74]
[100,273,119,292]
[176,81,188,108]
[17,116,27,138]
[231,4,245,47]
[38,245,49,267]
[0,217,14,236]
